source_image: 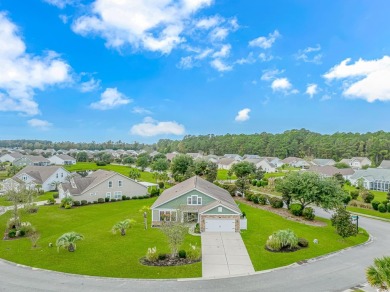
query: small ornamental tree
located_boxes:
[160,221,188,258]
[366,256,390,291]
[330,207,358,239]
[112,219,136,236]
[56,232,84,252]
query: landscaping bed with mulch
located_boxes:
[140,257,201,267]
[236,197,326,227]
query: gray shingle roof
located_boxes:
[378,160,390,169]
[55,154,76,161]
[350,168,390,182]
[151,176,241,213]
[14,166,66,184]
[308,166,354,177]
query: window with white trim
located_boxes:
[114,191,122,199]
[61,173,63,178]
[56,173,58,179]
[187,195,202,205]
[218,207,223,213]
[22,175,27,181]
[159,211,177,222]
[106,192,111,198]
[108,181,113,188]
[118,180,122,187]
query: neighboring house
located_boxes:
[243,154,260,159]
[339,157,371,169]
[307,166,355,180]
[187,153,204,160]
[58,169,148,202]
[149,151,161,158]
[257,159,277,173]
[1,166,70,193]
[378,160,390,169]
[48,154,76,165]
[0,152,23,163]
[218,158,238,170]
[312,159,336,167]
[282,157,310,168]
[350,168,390,192]
[223,154,242,161]
[204,155,220,164]
[151,176,243,232]
[166,152,179,161]
[13,155,50,167]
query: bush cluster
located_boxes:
[302,207,315,220]
[269,197,283,208]
[266,229,299,251]
[246,193,269,205]
[289,204,303,216]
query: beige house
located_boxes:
[218,158,238,170]
[58,169,148,202]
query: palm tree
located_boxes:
[112,219,136,236]
[56,232,84,252]
[366,256,390,291]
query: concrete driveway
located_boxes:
[201,232,254,278]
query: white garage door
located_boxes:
[205,219,235,232]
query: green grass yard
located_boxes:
[64,162,156,183]
[347,206,390,220]
[238,202,369,271]
[216,169,237,180]
[0,198,201,278]
[0,191,58,206]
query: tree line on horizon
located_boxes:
[1,129,390,165]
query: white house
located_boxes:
[340,157,371,169]
[0,152,23,163]
[349,168,390,192]
[49,154,76,165]
[1,166,70,193]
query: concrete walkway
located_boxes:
[201,232,254,278]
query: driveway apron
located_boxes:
[201,232,254,278]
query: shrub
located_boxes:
[6,217,19,229]
[289,204,303,216]
[350,190,359,200]
[158,182,164,189]
[8,230,16,238]
[387,204,390,213]
[105,197,110,202]
[298,238,309,248]
[252,179,257,186]
[350,201,358,207]
[261,180,269,187]
[343,195,352,205]
[186,244,201,261]
[378,203,387,213]
[46,198,55,205]
[133,196,138,200]
[98,198,105,203]
[52,193,59,199]
[122,195,127,200]
[93,201,98,204]
[372,200,381,210]
[111,198,117,202]
[194,223,200,234]
[145,247,158,262]
[81,200,87,206]
[150,188,160,197]
[361,191,375,203]
[73,201,81,206]
[60,197,73,208]
[25,204,39,213]
[256,181,262,187]
[158,253,167,261]
[96,161,107,166]
[252,194,259,204]
[178,250,187,258]
[64,204,72,209]
[269,197,283,208]
[126,196,131,200]
[19,222,34,235]
[302,207,315,221]
[266,229,299,251]
[18,230,26,237]
[382,200,388,207]
[258,194,268,205]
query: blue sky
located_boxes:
[1,0,390,143]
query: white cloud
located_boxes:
[212,44,231,58]
[235,108,250,122]
[80,78,100,92]
[258,53,273,62]
[130,117,185,137]
[324,56,390,102]
[306,84,318,98]
[271,78,292,91]
[177,56,194,69]
[43,0,77,9]
[59,14,69,24]
[90,88,132,110]
[261,69,284,81]
[27,119,53,130]
[249,30,280,49]
[196,16,222,30]
[72,0,213,54]
[296,44,322,64]
[209,27,229,41]
[132,106,152,115]
[210,59,232,72]
[320,94,331,101]
[0,13,71,115]
[235,52,256,65]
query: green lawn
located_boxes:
[347,206,390,220]
[0,191,57,206]
[238,202,369,271]
[343,185,387,202]
[216,169,237,180]
[264,172,285,179]
[64,162,156,183]
[0,198,201,278]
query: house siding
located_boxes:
[203,206,236,215]
[71,173,148,202]
[156,189,215,209]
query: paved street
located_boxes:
[201,232,254,278]
[0,208,388,291]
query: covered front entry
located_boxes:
[204,218,235,232]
